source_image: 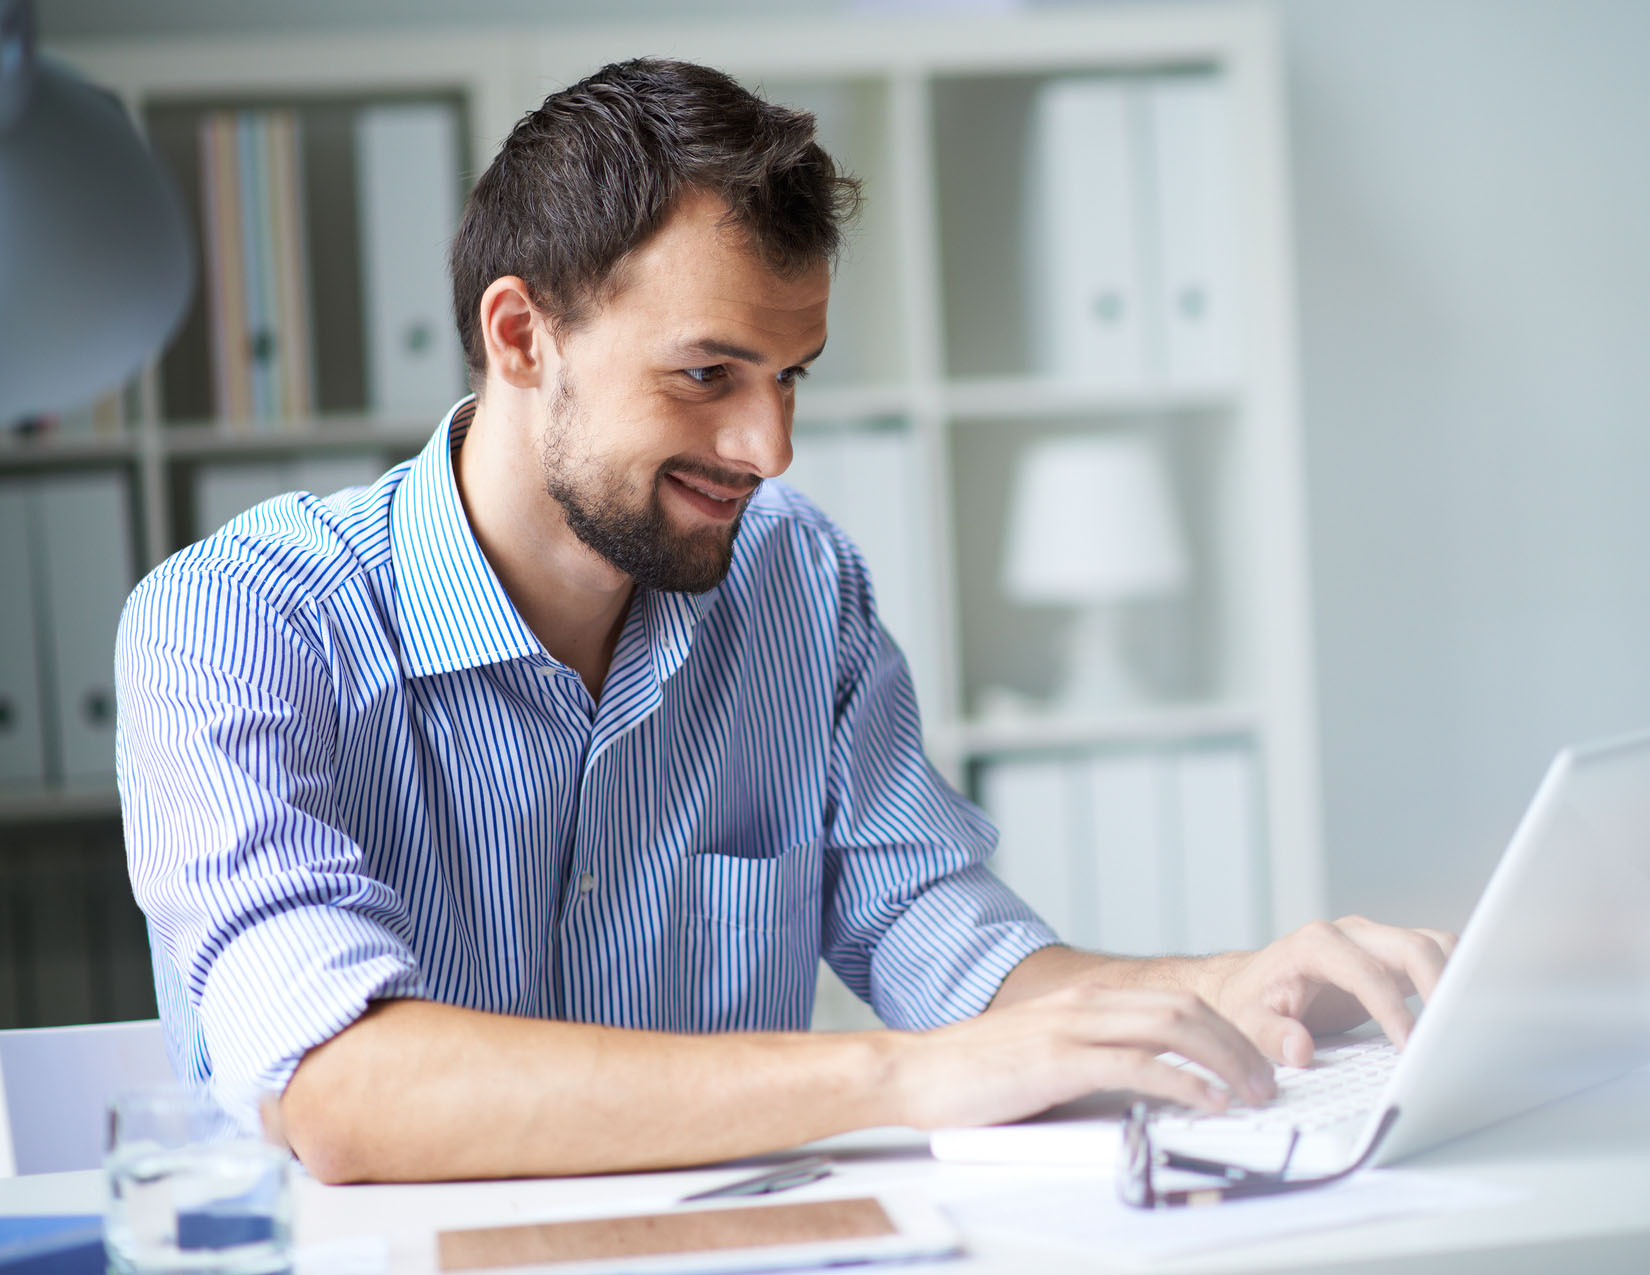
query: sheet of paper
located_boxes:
[941,1168,1519,1265]
[295,1235,391,1275]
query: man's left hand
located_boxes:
[1208,916,1457,1067]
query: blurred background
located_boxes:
[3,0,1647,1027]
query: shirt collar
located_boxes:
[641,585,706,686]
[390,397,545,679]
[390,396,711,685]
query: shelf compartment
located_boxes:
[143,90,472,431]
[946,412,1236,719]
[930,65,1239,388]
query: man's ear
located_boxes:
[478,276,554,389]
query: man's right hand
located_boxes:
[890,982,1276,1131]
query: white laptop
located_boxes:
[933,730,1650,1176]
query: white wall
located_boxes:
[1279,0,1650,929]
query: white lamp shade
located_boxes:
[0,47,194,420]
[1001,433,1188,603]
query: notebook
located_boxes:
[433,1194,959,1275]
[933,730,1650,1175]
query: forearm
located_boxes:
[988,943,1248,1010]
[280,999,900,1183]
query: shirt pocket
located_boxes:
[681,839,823,1031]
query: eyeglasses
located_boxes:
[1116,1100,1400,1208]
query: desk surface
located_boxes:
[6,1066,1648,1274]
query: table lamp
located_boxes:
[0,0,194,422]
[1000,432,1188,712]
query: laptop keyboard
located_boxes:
[1155,1035,1399,1135]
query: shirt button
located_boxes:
[577,871,597,894]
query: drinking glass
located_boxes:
[105,1086,292,1275]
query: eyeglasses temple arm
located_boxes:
[1155,1108,1402,1208]
[1277,1126,1302,1176]
[1159,1122,1304,1184]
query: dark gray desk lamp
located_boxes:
[0,0,194,421]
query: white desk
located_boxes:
[6,1065,1648,1274]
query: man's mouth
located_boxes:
[662,471,754,523]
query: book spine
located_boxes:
[216,113,253,424]
[237,111,274,426]
[199,113,239,422]
[268,109,315,421]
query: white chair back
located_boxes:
[0,1019,175,1176]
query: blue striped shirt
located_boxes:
[116,398,1056,1128]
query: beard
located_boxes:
[538,370,758,594]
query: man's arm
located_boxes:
[281,1001,894,1183]
[281,981,1281,1183]
[285,912,1454,1182]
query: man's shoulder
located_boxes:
[720,480,876,642]
[134,467,405,620]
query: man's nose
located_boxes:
[719,386,793,479]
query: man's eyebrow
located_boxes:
[674,338,828,367]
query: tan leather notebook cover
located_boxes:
[438,1196,896,1271]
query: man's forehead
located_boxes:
[631,259,831,366]
[575,192,832,356]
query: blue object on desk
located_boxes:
[0,1215,104,1275]
[0,1208,279,1273]
[177,1209,277,1249]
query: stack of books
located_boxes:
[197,108,315,427]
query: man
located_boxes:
[117,59,1452,1185]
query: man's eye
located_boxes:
[779,366,812,387]
[683,366,726,385]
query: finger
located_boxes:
[1338,919,1452,1002]
[1085,1048,1236,1115]
[1303,921,1420,1047]
[1070,994,1276,1105]
[1233,1009,1316,1068]
[1416,927,1460,960]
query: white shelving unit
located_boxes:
[4,7,1322,1026]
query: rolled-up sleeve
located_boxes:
[819,547,1059,1028]
[116,559,424,1128]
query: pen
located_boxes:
[679,1155,834,1202]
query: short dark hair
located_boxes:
[450,57,863,391]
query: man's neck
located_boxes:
[454,399,633,701]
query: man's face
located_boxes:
[535,192,831,594]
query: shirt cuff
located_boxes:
[197,904,426,1129]
[869,863,1062,1029]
